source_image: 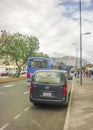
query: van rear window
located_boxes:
[34,72,62,84]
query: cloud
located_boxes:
[0,0,93,61]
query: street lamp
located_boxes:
[79,0,82,86]
[82,32,91,35]
[79,0,91,85]
[80,32,91,86]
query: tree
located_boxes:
[0,30,7,49]
[34,52,49,58]
[0,30,10,59]
[0,31,39,76]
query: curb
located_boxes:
[0,76,26,84]
[63,78,74,130]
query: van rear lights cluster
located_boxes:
[27,73,30,78]
[30,82,32,94]
[63,82,67,96]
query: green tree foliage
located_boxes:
[82,66,86,71]
[59,61,65,65]
[0,30,39,76]
[0,30,10,58]
[0,30,7,49]
[34,52,49,58]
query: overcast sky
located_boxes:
[0,0,93,62]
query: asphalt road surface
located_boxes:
[0,80,67,130]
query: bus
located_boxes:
[58,64,71,74]
[27,57,51,82]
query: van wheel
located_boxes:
[63,97,69,107]
[63,102,68,107]
[33,103,38,106]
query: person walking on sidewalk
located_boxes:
[85,70,88,78]
[77,70,80,78]
[91,70,93,80]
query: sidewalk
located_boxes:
[64,77,93,130]
[0,76,26,84]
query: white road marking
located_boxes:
[31,120,41,127]
[4,84,14,88]
[0,123,10,130]
[0,92,4,95]
[24,106,30,111]
[24,91,29,95]
[14,114,21,119]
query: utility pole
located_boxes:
[79,0,82,85]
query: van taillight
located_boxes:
[30,82,32,94]
[27,73,30,78]
[63,82,67,96]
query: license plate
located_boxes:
[43,92,52,97]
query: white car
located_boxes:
[8,70,18,77]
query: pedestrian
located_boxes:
[77,70,79,78]
[86,70,88,78]
[91,70,93,80]
[88,70,91,78]
[74,71,77,77]
[83,70,86,77]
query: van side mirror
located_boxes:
[31,75,34,81]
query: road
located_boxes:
[0,80,67,130]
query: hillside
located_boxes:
[50,56,91,66]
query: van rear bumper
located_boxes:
[30,95,68,105]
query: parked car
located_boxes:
[8,70,18,77]
[20,70,26,75]
[29,70,72,107]
[0,71,9,76]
